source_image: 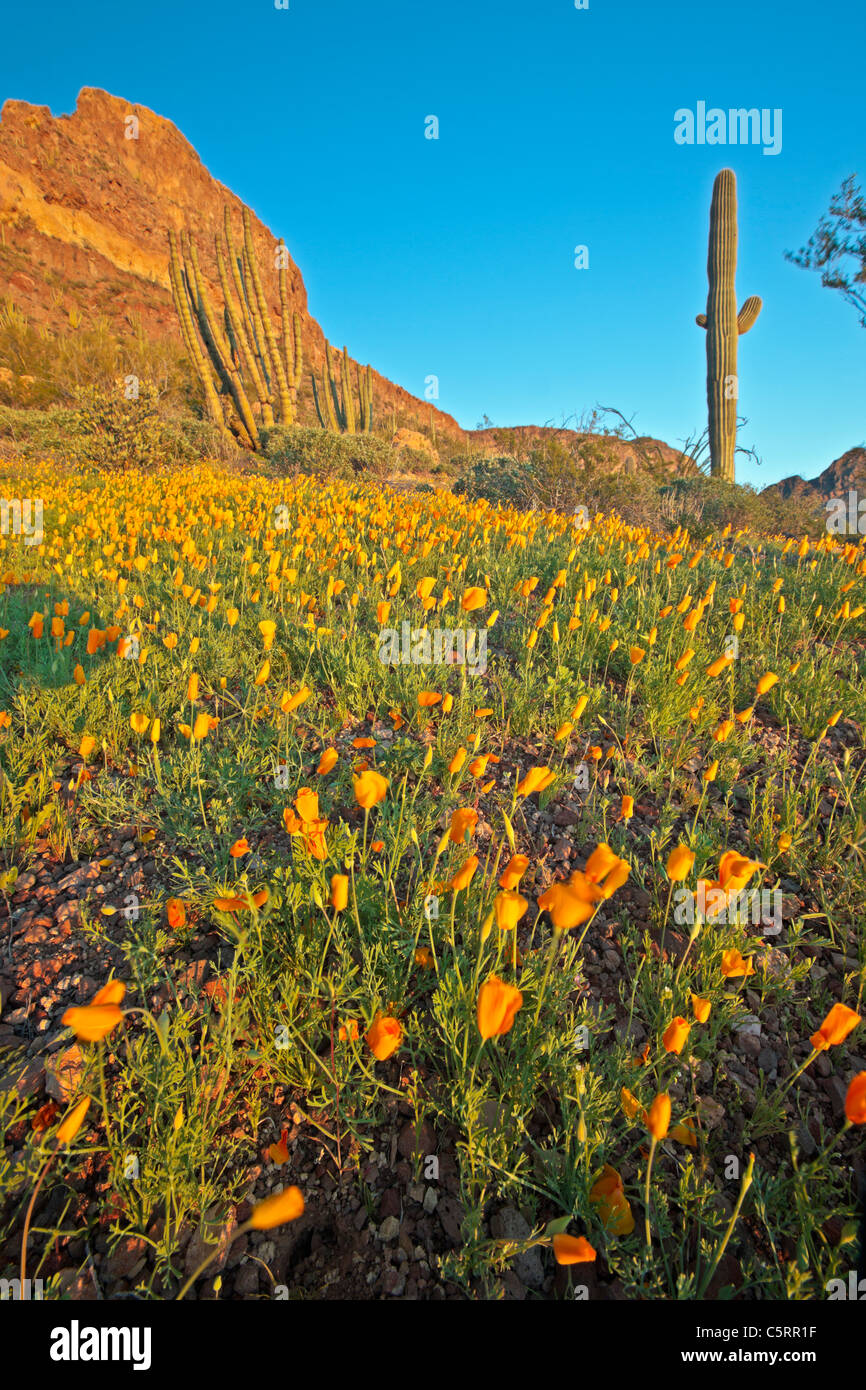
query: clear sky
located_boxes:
[1,0,863,485]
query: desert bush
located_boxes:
[659,477,826,538]
[453,453,534,506]
[262,425,392,480]
[63,381,176,472]
[0,300,197,412]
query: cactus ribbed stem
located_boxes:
[184,238,259,449]
[341,346,356,434]
[168,206,305,449]
[215,237,269,410]
[698,170,762,484]
[243,208,292,424]
[168,230,231,440]
[313,339,373,434]
[291,312,303,402]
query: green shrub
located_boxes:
[659,477,826,538]
[63,381,175,472]
[453,454,535,506]
[262,425,392,480]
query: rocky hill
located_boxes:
[0,87,462,438]
[0,87,856,490]
[761,447,866,501]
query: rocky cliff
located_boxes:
[0,87,462,436]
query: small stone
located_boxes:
[378,1216,401,1241]
[105,1236,148,1281]
[184,1206,237,1278]
[45,1045,84,1102]
[757,1047,778,1075]
[697,1096,726,1130]
[379,1187,401,1220]
[437,1195,464,1243]
[383,1267,406,1297]
[795,1124,817,1158]
[490,1205,544,1288]
[233,1261,260,1297]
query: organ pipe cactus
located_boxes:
[696,169,762,483]
[167,207,304,450]
[312,340,374,434]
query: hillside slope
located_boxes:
[0,87,462,437]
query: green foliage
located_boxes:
[262,424,391,479]
[453,454,535,506]
[786,175,866,329]
[0,299,196,412]
[63,381,175,472]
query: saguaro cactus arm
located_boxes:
[737,296,763,334]
[696,295,762,333]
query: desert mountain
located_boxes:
[761,447,866,501]
[0,87,461,437]
[0,88,855,489]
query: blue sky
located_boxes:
[1,0,863,484]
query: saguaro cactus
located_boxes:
[167,207,304,450]
[312,341,373,434]
[696,169,762,482]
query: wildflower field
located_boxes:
[1,459,865,1302]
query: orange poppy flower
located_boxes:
[295,787,320,823]
[499,854,530,890]
[448,854,479,892]
[844,1072,866,1124]
[552,1234,597,1265]
[317,748,338,775]
[56,1097,90,1145]
[249,1186,305,1229]
[691,994,711,1023]
[810,1003,861,1052]
[461,586,487,612]
[367,1014,402,1061]
[354,770,389,808]
[62,1002,124,1043]
[516,766,555,797]
[449,807,478,844]
[166,898,187,930]
[721,948,754,979]
[477,975,523,1040]
[666,845,695,881]
[662,1016,691,1055]
[590,1164,635,1235]
[330,875,349,912]
[646,1092,671,1140]
[493,890,528,931]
